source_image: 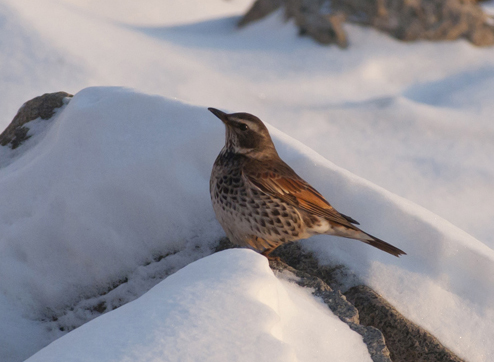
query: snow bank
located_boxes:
[1,87,493,361]
[25,249,372,362]
[0,87,223,315]
[277,133,494,361]
[3,0,494,249]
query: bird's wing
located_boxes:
[244,160,359,227]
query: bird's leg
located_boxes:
[261,246,281,261]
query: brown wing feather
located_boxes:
[245,160,358,229]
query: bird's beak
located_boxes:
[208,108,230,125]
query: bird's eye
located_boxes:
[239,123,248,131]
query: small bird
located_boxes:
[208,108,406,258]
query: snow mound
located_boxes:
[25,249,372,362]
[1,87,493,361]
[0,87,226,361]
[0,87,223,315]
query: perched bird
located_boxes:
[208,108,406,258]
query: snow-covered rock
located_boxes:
[1,87,493,361]
[25,249,374,362]
[0,92,71,149]
[0,1,493,361]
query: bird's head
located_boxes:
[208,108,278,157]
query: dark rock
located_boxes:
[348,323,393,362]
[214,237,241,252]
[0,92,73,149]
[269,259,392,362]
[216,238,467,361]
[215,240,391,359]
[284,0,348,47]
[238,0,283,27]
[345,285,466,362]
[239,0,349,47]
[338,0,494,46]
[271,242,356,291]
[269,259,360,323]
[268,241,465,361]
[239,0,494,47]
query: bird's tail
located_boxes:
[332,227,406,257]
[359,233,406,257]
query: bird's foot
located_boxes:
[261,247,281,262]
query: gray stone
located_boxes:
[217,239,391,360]
[337,0,494,46]
[270,259,360,324]
[239,0,348,48]
[238,0,283,27]
[345,285,466,362]
[266,241,466,361]
[239,0,494,47]
[271,242,358,292]
[284,0,348,47]
[270,259,392,362]
[348,323,392,362]
[0,92,72,149]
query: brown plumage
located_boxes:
[208,108,406,258]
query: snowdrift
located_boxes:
[1,87,493,361]
[25,249,372,362]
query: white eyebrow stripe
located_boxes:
[232,119,259,131]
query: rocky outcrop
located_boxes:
[346,285,465,362]
[239,0,349,47]
[239,0,494,47]
[0,92,72,149]
[270,260,392,362]
[2,92,466,361]
[221,240,467,362]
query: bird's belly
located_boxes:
[210,181,306,247]
[306,217,332,234]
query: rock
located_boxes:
[284,0,348,47]
[271,242,358,291]
[269,259,360,324]
[270,259,392,362]
[269,242,466,362]
[217,239,391,360]
[238,0,283,27]
[348,323,393,362]
[217,238,467,361]
[338,0,494,46]
[239,0,494,47]
[345,285,466,362]
[0,92,73,149]
[239,0,349,48]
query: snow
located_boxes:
[0,88,221,314]
[25,249,372,362]
[0,0,493,361]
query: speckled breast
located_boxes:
[210,150,307,250]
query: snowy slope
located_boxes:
[0,88,221,315]
[0,87,493,361]
[1,0,493,249]
[25,249,372,362]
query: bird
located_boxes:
[208,108,406,259]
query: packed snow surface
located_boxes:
[0,0,493,361]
